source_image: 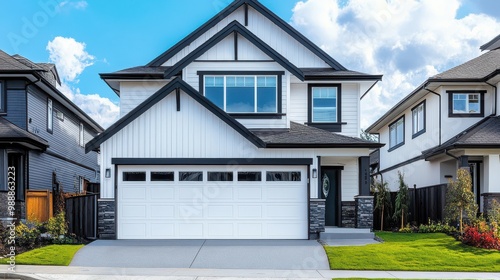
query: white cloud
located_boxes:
[47,36,119,128]
[291,0,500,130]
[59,1,88,10]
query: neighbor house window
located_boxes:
[0,81,5,113]
[204,75,277,113]
[389,116,404,151]
[412,101,425,138]
[47,98,53,133]
[79,123,84,147]
[448,91,485,117]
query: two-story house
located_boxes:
[366,35,500,219]
[86,0,383,240]
[0,50,103,222]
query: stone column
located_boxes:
[309,199,325,239]
[341,201,356,228]
[98,199,116,239]
[355,196,374,229]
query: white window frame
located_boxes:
[389,116,405,151]
[412,101,425,137]
[204,75,278,113]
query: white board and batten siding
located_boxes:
[162,5,330,68]
[119,81,170,117]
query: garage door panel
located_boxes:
[150,205,175,218]
[150,187,174,200]
[117,165,307,239]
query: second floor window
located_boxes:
[204,75,277,113]
[389,116,404,151]
[448,91,485,117]
[47,98,53,133]
[311,86,338,123]
[79,123,84,147]
[412,101,425,137]
[0,81,5,113]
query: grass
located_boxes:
[325,232,500,272]
[2,244,84,266]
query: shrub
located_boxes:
[45,212,68,238]
[445,169,478,233]
[462,226,500,250]
[488,199,500,223]
[418,220,457,234]
[15,220,41,249]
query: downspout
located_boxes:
[424,86,442,146]
[445,149,459,160]
[485,81,497,116]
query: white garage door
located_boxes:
[117,165,308,239]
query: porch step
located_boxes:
[320,227,375,240]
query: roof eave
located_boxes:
[265,143,385,149]
[304,74,383,81]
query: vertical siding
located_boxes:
[26,86,100,188]
[4,80,27,129]
[162,6,330,68]
[237,34,272,61]
[289,83,308,124]
[120,81,169,117]
[340,84,360,138]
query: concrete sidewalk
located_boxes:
[1,265,500,279]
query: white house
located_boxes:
[87,0,383,240]
[366,35,500,219]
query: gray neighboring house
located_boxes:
[0,50,103,222]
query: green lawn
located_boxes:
[325,232,500,272]
[3,244,84,266]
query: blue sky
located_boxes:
[1,0,499,128]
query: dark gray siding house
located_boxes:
[0,50,103,222]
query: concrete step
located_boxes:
[320,227,375,240]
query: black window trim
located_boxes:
[447,90,485,118]
[198,71,284,119]
[307,84,343,132]
[388,115,405,152]
[0,80,5,114]
[411,100,426,139]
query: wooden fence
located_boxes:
[26,190,53,222]
[373,184,447,230]
[65,193,98,239]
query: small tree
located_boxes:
[393,171,409,230]
[373,180,392,231]
[360,129,378,142]
[445,168,478,233]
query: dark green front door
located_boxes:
[321,167,341,226]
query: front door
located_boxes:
[321,167,341,227]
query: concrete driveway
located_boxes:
[70,239,330,269]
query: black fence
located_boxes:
[65,193,98,239]
[373,184,447,230]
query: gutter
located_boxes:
[485,81,498,116]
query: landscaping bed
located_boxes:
[326,232,500,272]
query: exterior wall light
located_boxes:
[105,168,111,178]
[312,168,318,178]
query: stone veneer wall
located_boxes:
[0,192,8,219]
[341,201,356,228]
[98,199,116,239]
[483,193,500,219]
[355,196,374,229]
[309,199,326,239]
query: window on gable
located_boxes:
[448,91,485,117]
[79,123,84,147]
[202,73,281,116]
[47,99,53,133]
[0,81,5,113]
[412,101,425,138]
[389,116,404,151]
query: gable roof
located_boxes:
[0,50,104,133]
[366,48,500,133]
[481,34,500,51]
[251,122,384,148]
[0,117,48,151]
[147,0,346,71]
[85,77,266,152]
[423,115,500,159]
[163,20,304,80]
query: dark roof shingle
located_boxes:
[432,49,500,80]
[0,117,48,150]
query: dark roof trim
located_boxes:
[481,34,500,51]
[85,77,266,153]
[377,155,423,174]
[99,73,165,80]
[304,74,383,81]
[163,21,304,81]
[112,158,313,166]
[147,0,346,71]
[265,143,384,149]
[424,144,500,160]
[0,138,48,151]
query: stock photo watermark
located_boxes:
[6,166,16,272]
